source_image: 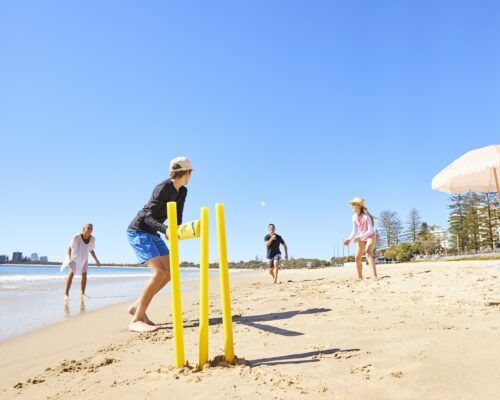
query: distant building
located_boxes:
[39,256,48,262]
[0,255,8,263]
[449,206,500,251]
[430,226,451,249]
[375,247,390,257]
[30,253,39,262]
[12,252,23,262]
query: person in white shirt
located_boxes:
[64,223,101,299]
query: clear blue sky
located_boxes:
[1,1,499,263]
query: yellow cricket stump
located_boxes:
[198,207,210,369]
[215,203,235,363]
[167,202,235,368]
[167,202,185,368]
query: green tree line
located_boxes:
[179,257,333,270]
[374,192,499,262]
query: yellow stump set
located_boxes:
[167,202,234,369]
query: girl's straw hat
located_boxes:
[348,197,365,207]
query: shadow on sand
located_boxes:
[156,307,331,337]
[248,347,360,366]
[233,307,332,336]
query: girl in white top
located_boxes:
[64,223,101,299]
[343,197,378,280]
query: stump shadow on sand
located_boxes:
[249,348,360,366]
[233,307,332,336]
[156,307,331,337]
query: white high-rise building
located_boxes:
[30,253,39,262]
[430,226,452,249]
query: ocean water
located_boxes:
[0,264,216,341]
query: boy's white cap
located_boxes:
[170,157,193,172]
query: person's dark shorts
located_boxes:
[266,254,281,268]
[127,229,169,264]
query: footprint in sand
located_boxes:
[350,364,372,379]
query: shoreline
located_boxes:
[0,277,204,383]
[1,261,499,399]
[0,269,253,383]
[0,267,245,342]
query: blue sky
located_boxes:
[1,1,499,263]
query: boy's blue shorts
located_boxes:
[127,229,169,264]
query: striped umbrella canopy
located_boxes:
[432,144,500,203]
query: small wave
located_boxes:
[0,285,18,290]
[0,273,151,284]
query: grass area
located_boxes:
[443,256,500,261]
[411,255,500,263]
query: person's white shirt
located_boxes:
[61,234,95,275]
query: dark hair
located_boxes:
[268,223,275,229]
[360,206,375,225]
[169,163,192,179]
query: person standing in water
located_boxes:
[64,223,101,299]
[343,197,378,280]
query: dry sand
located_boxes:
[1,260,499,400]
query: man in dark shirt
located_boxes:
[126,157,193,332]
[264,223,288,284]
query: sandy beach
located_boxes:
[1,260,499,400]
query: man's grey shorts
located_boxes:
[266,254,281,268]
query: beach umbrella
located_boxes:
[431,144,500,202]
